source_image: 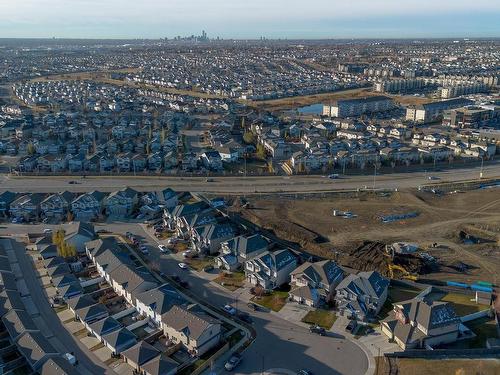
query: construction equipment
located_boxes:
[388,264,418,281]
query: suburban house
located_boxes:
[9,193,45,221]
[335,271,389,321]
[161,305,221,356]
[381,287,461,350]
[192,221,237,254]
[289,260,345,307]
[135,284,187,327]
[141,353,179,375]
[88,316,122,343]
[40,192,74,221]
[64,221,96,253]
[102,327,137,355]
[245,249,297,290]
[0,191,17,217]
[71,191,107,221]
[104,187,139,217]
[122,341,160,373]
[216,234,270,271]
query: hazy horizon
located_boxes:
[1,0,499,39]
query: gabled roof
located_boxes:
[122,341,160,366]
[137,283,186,315]
[109,264,158,297]
[46,262,70,276]
[291,260,344,287]
[65,221,95,240]
[16,331,58,370]
[2,309,38,339]
[336,271,389,299]
[253,249,297,272]
[52,273,78,288]
[161,305,219,341]
[224,234,269,257]
[85,237,121,258]
[57,282,83,298]
[0,289,25,317]
[43,256,65,269]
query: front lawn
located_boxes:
[184,257,213,272]
[302,309,337,329]
[214,271,246,291]
[252,290,289,312]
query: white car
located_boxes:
[222,304,237,315]
[178,262,188,270]
[158,244,168,253]
[43,228,53,234]
[167,238,179,245]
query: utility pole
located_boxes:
[479,156,484,180]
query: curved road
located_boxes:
[0,161,499,194]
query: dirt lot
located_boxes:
[236,188,500,284]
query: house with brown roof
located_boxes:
[161,305,221,356]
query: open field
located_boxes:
[375,357,500,375]
[238,188,500,284]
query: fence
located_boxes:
[386,347,500,359]
[190,342,230,375]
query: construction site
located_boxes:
[232,186,500,286]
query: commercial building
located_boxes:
[323,96,394,118]
[443,105,500,128]
[405,98,474,123]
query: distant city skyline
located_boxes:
[0,0,499,39]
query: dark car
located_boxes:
[171,275,181,283]
[346,320,358,332]
[237,312,252,324]
[246,302,259,311]
[203,265,214,272]
[309,325,326,336]
[179,280,189,288]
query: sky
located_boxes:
[0,0,499,39]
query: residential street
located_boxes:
[1,223,370,375]
[1,238,113,375]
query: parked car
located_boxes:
[297,370,312,375]
[43,228,52,234]
[179,280,189,288]
[158,244,168,253]
[346,320,358,332]
[178,262,188,270]
[309,325,326,336]
[203,264,214,272]
[224,353,242,371]
[171,275,181,282]
[247,302,259,311]
[222,304,237,315]
[182,250,197,258]
[237,312,252,323]
[328,174,339,179]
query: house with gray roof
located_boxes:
[289,260,345,307]
[64,221,96,253]
[0,289,25,317]
[108,263,158,305]
[89,316,122,343]
[381,287,461,350]
[40,356,79,375]
[122,341,160,372]
[52,273,78,288]
[192,221,237,254]
[0,271,17,292]
[245,249,297,290]
[57,281,83,300]
[46,262,70,277]
[335,270,389,321]
[75,303,109,324]
[102,327,137,355]
[216,234,270,271]
[2,309,38,342]
[16,331,58,371]
[161,305,221,356]
[136,283,187,326]
[141,353,179,375]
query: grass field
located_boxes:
[301,309,337,329]
[184,257,213,272]
[252,290,289,312]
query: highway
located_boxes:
[0,161,499,194]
